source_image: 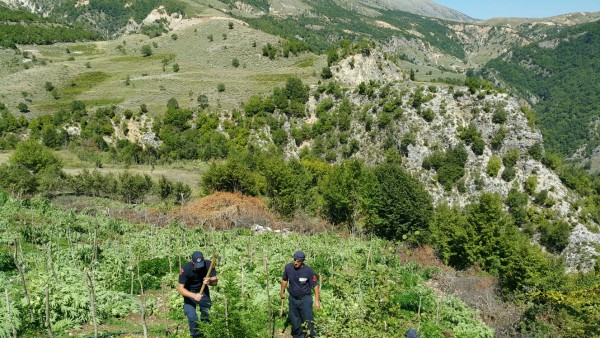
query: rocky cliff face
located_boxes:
[288,50,598,270]
[324,51,568,210]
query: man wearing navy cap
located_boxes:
[280,251,321,338]
[178,251,218,338]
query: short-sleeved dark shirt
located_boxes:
[178,261,217,297]
[282,263,318,298]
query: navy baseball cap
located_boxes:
[406,329,420,338]
[192,251,205,268]
[293,251,306,261]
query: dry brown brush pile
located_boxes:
[171,192,277,229]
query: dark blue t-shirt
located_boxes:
[178,260,216,297]
[282,263,317,298]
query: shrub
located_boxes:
[9,140,62,174]
[490,127,506,150]
[418,107,434,122]
[285,77,309,103]
[501,167,516,182]
[542,153,562,170]
[486,155,502,177]
[366,162,433,242]
[243,95,264,117]
[539,221,571,254]
[17,102,29,113]
[471,138,485,155]
[202,156,266,196]
[0,249,16,271]
[534,190,548,205]
[503,149,520,168]
[197,94,209,110]
[141,45,153,57]
[524,175,538,195]
[117,172,153,203]
[45,81,54,91]
[528,142,543,161]
[492,108,507,124]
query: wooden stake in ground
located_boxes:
[264,253,274,338]
[136,256,149,338]
[224,296,231,338]
[240,256,245,301]
[84,268,98,338]
[4,288,17,338]
[45,285,54,338]
[47,241,56,279]
[161,279,170,336]
[13,241,34,322]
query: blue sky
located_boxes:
[433,0,600,19]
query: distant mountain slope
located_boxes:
[242,1,467,58]
[269,0,474,21]
[379,0,474,21]
[482,19,600,163]
[0,3,100,48]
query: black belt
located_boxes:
[289,294,310,300]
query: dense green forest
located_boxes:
[482,20,600,158]
[0,5,100,48]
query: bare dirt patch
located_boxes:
[374,20,400,31]
[0,152,9,164]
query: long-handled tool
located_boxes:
[279,298,284,317]
[199,255,220,296]
[279,297,288,333]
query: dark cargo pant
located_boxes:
[183,296,211,338]
[289,294,315,338]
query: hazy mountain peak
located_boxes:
[380,0,474,21]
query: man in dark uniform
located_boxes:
[280,251,321,338]
[178,251,218,338]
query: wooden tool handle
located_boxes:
[198,257,217,296]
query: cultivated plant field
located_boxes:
[0,192,493,337]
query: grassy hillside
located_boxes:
[0,16,325,116]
